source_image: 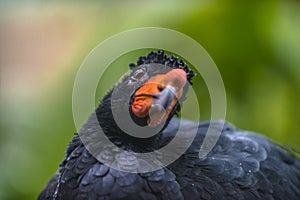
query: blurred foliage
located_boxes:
[0,0,300,199]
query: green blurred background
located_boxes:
[0,0,299,199]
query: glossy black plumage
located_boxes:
[39,51,300,200]
[39,119,300,200]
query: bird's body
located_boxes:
[39,50,300,200]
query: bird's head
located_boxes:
[96,50,195,148]
[110,50,194,128]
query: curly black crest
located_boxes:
[129,50,196,85]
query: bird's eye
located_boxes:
[132,69,146,80]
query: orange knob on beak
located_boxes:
[131,69,187,127]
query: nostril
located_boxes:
[157,84,165,92]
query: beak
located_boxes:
[131,69,187,127]
[152,85,176,112]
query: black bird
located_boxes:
[39,50,300,200]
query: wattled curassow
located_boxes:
[39,50,300,200]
